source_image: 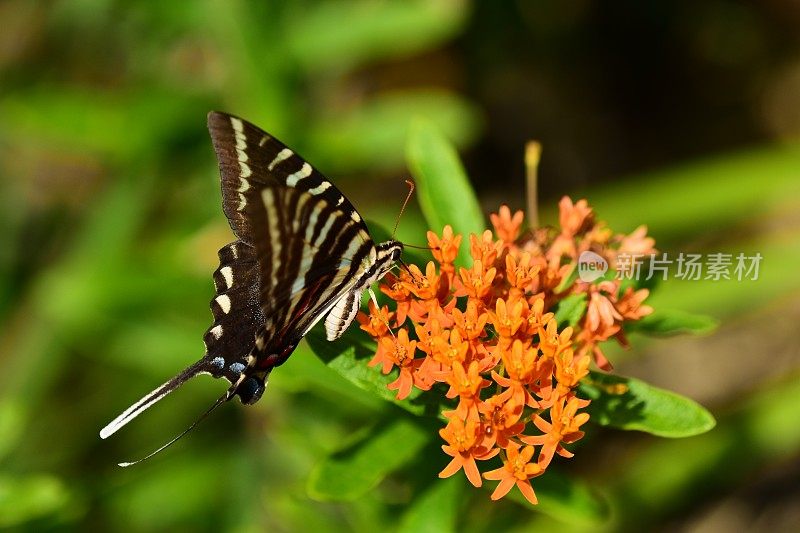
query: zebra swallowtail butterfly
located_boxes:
[100,112,403,464]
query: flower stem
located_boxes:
[525,141,542,229]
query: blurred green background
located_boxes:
[1,1,799,531]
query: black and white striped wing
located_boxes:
[207,111,377,359]
[100,112,385,446]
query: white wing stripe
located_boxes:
[262,188,282,289]
[309,182,331,195]
[286,163,312,187]
[269,148,293,171]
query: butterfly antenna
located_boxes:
[403,243,437,251]
[398,258,425,286]
[117,392,227,467]
[392,180,415,239]
[391,179,439,252]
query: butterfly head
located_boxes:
[376,240,404,273]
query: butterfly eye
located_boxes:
[237,377,265,405]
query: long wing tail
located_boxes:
[99,360,210,440]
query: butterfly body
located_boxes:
[100,112,401,442]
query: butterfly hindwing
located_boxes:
[202,240,265,381]
[323,287,363,341]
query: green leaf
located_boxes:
[407,118,485,266]
[580,371,716,438]
[0,475,71,528]
[584,143,800,245]
[310,90,480,174]
[305,327,444,417]
[554,293,587,328]
[398,476,462,533]
[308,418,430,501]
[275,343,386,413]
[502,469,610,526]
[553,263,577,293]
[286,0,469,71]
[627,309,719,336]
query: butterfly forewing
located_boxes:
[207,111,378,363]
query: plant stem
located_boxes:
[525,141,542,229]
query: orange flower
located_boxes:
[439,414,498,487]
[489,297,526,339]
[404,262,442,301]
[469,230,502,266]
[452,300,489,341]
[457,260,496,301]
[492,339,540,407]
[413,353,445,391]
[357,301,394,338]
[445,360,490,402]
[490,205,525,244]
[501,339,538,384]
[554,349,590,394]
[483,442,543,505]
[522,297,554,336]
[538,319,573,359]
[380,272,412,325]
[523,395,590,468]
[409,295,456,328]
[585,281,623,333]
[619,224,656,257]
[505,252,539,293]
[376,329,420,400]
[615,286,653,320]
[430,329,470,368]
[428,225,462,268]
[478,388,525,448]
[558,196,593,237]
[414,319,446,356]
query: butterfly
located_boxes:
[100,112,404,465]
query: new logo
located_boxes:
[578,251,608,282]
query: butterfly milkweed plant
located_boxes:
[306,120,716,524]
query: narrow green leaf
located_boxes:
[308,418,430,501]
[501,469,610,526]
[554,293,587,328]
[398,476,462,533]
[627,309,719,336]
[581,371,716,438]
[407,118,485,266]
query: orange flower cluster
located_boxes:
[358,197,655,505]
